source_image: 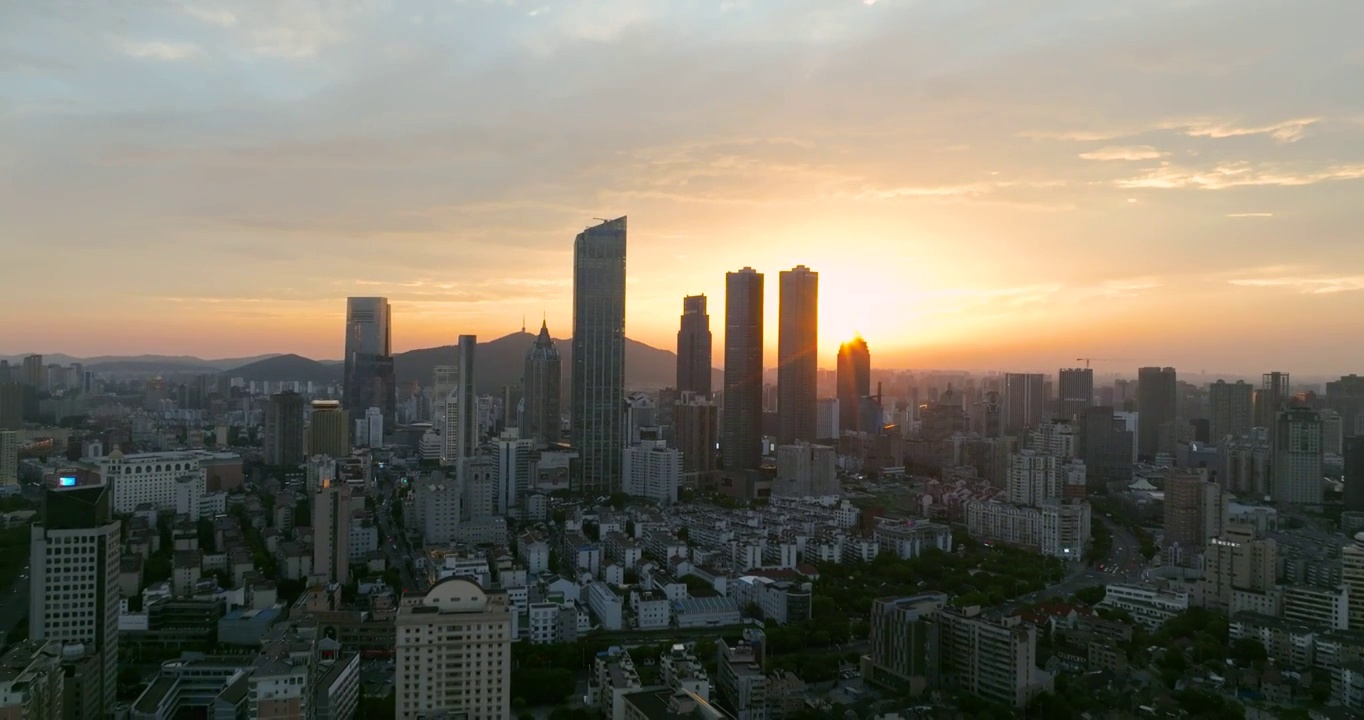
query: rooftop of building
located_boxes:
[623,688,735,720]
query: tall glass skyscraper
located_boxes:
[723,267,764,471]
[837,335,870,435]
[344,297,395,429]
[778,265,819,444]
[522,320,562,447]
[571,217,628,495]
[676,294,712,397]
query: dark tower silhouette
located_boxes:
[676,294,712,397]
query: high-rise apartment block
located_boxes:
[495,434,535,515]
[723,267,764,471]
[1057,368,1093,421]
[461,456,499,521]
[521,321,562,448]
[0,430,17,488]
[263,390,306,467]
[1346,436,1364,512]
[1327,375,1364,438]
[777,265,819,445]
[0,383,22,430]
[837,336,871,436]
[676,294,713,397]
[674,393,718,480]
[1273,407,1323,505]
[453,335,478,461]
[307,401,350,457]
[1209,380,1255,443]
[1344,533,1364,630]
[313,482,351,585]
[1002,373,1046,436]
[1201,525,1277,612]
[395,578,512,719]
[773,443,838,497]
[412,471,460,545]
[343,297,395,428]
[571,217,628,495]
[1137,366,1177,458]
[1258,371,1291,430]
[29,477,120,712]
[622,440,681,505]
[865,593,947,695]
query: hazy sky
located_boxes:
[2,0,1362,374]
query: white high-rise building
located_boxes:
[30,477,120,711]
[414,471,461,545]
[461,456,498,521]
[354,406,383,448]
[1273,407,1323,505]
[1006,450,1060,507]
[0,430,17,489]
[441,392,461,468]
[306,454,338,495]
[816,398,840,441]
[622,440,681,505]
[495,435,535,515]
[314,483,352,585]
[396,577,513,719]
[92,449,209,513]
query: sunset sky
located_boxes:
[2,0,1362,375]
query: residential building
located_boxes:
[1002,373,1045,436]
[496,435,535,515]
[461,456,498,521]
[592,647,642,720]
[1282,585,1348,630]
[1259,372,1291,431]
[677,294,713,397]
[715,631,767,720]
[1209,380,1255,443]
[1274,407,1324,505]
[1327,374,1364,438]
[965,499,1090,560]
[1201,526,1277,612]
[674,394,719,479]
[723,267,764,471]
[1343,533,1364,630]
[772,443,837,497]
[313,483,351,585]
[865,593,947,696]
[1347,436,1364,512]
[623,440,681,505]
[571,216,628,496]
[1098,583,1190,630]
[732,576,811,625]
[0,429,17,489]
[935,606,1051,709]
[0,641,64,718]
[29,476,120,712]
[873,519,953,560]
[521,320,562,447]
[412,471,460,545]
[837,336,871,436]
[395,578,512,719]
[263,390,306,467]
[1164,471,1222,551]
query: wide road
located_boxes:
[0,565,30,643]
[999,516,1147,612]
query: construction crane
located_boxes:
[1075,357,1120,369]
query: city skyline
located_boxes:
[3,1,1364,374]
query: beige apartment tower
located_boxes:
[395,578,513,719]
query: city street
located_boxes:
[999,516,1146,612]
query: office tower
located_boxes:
[1209,380,1254,443]
[460,456,498,520]
[1327,375,1364,438]
[307,401,351,457]
[431,364,459,430]
[358,406,384,448]
[343,297,395,427]
[626,392,656,445]
[521,321,562,448]
[495,435,535,514]
[0,383,21,431]
[1346,437,1364,512]
[1322,409,1344,456]
[778,265,819,444]
[1258,371,1291,430]
[1057,368,1093,421]
[313,482,351,585]
[1163,471,1222,550]
[1273,407,1324,505]
[571,217,628,495]
[1002,373,1045,436]
[20,355,43,388]
[623,440,681,504]
[454,334,478,460]
[866,593,947,694]
[1344,534,1364,630]
[263,390,306,467]
[0,431,15,488]
[29,476,120,711]
[1137,367,1177,458]
[674,394,719,477]
[722,267,764,471]
[816,398,840,440]
[395,578,512,719]
[837,336,871,435]
[676,294,713,397]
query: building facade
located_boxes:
[676,294,713,397]
[777,266,819,445]
[395,578,512,719]
[571,217,628,496]
[723,267,764,471]
[521,321,562,448]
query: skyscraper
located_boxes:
[20,355,43,388]
[837,336,871,436]
[1259,371,1291,430]
[778,266,819,444]
[521,321,562,448]
[343,297,394,427]
[1273,406,1323,505]
[571,217,628,495]
[1137,367,1177,458]
[1163,471,1222,550]
[30,476,120,711]
[0,383,20,430]
[1209,380,1254,443]
[308,401,351,457]
[313,481,351,585]
[674,393,719,477]
[454,335,478,461]
[1345,436,1364,513]
[1002,373,1046,436]
[263,390,306,467]
[1327,375,1364,438]
[676,295,713,397]
[723,267,764,471]
[1057,368,1093,421]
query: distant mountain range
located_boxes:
[7,333,720,393]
